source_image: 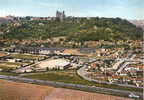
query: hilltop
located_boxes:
[0,17,143,41]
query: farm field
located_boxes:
[0,79,134,100]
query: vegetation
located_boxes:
[23,70,142,92]
[0,61,25,71]
[0,17,143,41]
[0,72,18,76]
[10,54,44,60]
[24,70,92,85]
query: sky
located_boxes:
[0,0,144,20]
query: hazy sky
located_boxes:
[0,0,143,19]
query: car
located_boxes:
[128,93,140,98]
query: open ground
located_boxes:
[0,79,134,100]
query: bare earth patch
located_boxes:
[0,79,133,100]
[63,49,83,56]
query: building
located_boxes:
[56,10,66,22]
[12,46,65,55]
[39,47,65,55]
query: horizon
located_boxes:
[0,0,144,20]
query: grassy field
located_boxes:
[0,61,28,71]
[23,70,143,93]
[0,61,26,66]
[0,72,18,76]
[10,53,45,60]
[24,70,93,85]
[0,79,134,100]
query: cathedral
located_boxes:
[56,10,66,21]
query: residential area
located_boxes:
[0,40,143,90]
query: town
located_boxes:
[0,9,143,100]
[0,39,143,89]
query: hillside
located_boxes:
[0,17,143,41]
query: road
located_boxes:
[116,54,136,74]
[0,75,143,99]
[77,65,106,83]
[77,63,142,89]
